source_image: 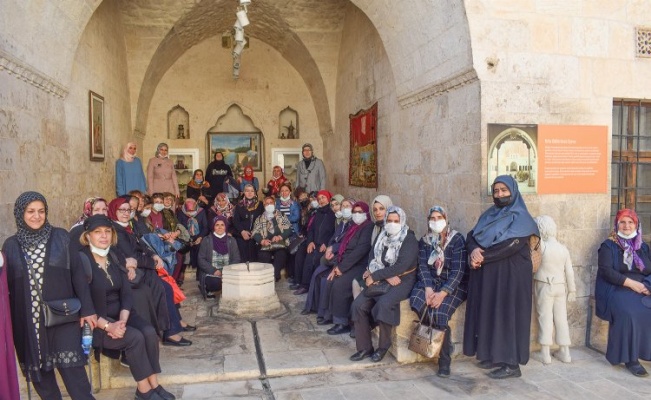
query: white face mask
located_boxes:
[335,211,343,219]
[89,242,110,257]
[213,232,226,239]
[153,203,165,212]
[141,209,151,218]
[352,213,367,225]
[617,230,637,240]
[280,196,290,202]
[429,220,447,234]
[265,204,275,214]
[341,208,352,219]
[129,211,136,220]
[310,200,319,209]
[385,222,402,236]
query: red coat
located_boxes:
[266,175,288,197]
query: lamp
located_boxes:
[239,0,251,5]
[232,38,247,57]
[236,7,249,27]
[234,26,244,42]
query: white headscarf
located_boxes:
[368,206,409,273]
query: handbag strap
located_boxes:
[23,253,46,309]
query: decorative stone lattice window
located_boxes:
[612,99,651,237]
[636,27,651,58]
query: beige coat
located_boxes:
[146,156,179,196]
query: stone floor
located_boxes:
[21,269,651,399]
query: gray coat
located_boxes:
[197,235,241,282]
[295,157,326,192]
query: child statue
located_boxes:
[533,215,577,364]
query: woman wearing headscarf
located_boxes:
[0,251,20,400]
[197,216,242,298]
[463,175,539,379]
[293,190,336,295]
[205,151,233,202]
[302,198,354,320]
[264,166,289,197]
[76,215,174,400]
[596,209,651,377]
[186,169,211,208]
[176,198,209,273]
[233,184,264,262]
[116,142,147,196]
[325,201,374,335]
[146,143,179,197]
[1,192,96,399]
[252,197,293,282]
[349,206,418,363]
[410,206,468,377]
[69,197,109,254]
[239,166,259,192]
[108,198,193,347]
[208,193,236,235]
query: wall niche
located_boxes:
[168,105,190,139]
[278,106,298,139]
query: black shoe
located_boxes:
[287,277,294,284]
[477,360,500,370]
[293,287,308,295]
[371,348,389,362]
[182,324,197,332]
[350,348,374,362]
[135,389,165,400]
[289,283,301,290]
[154,385,176,400]
[327,324,351,335]
[437,366,450,378]
[206,293,216,299]
[163,337,192,347]
[316,318,332,326]
[488,365,521,379]
[300,309,313,315]
[625,362,649,377]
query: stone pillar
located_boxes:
[219,262,282,317]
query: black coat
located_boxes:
[307,206,336,246]
[2,228,94,381]
[233,202,264,238]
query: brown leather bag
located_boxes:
[530,235,543,273]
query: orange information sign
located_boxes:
[537,125,608,194]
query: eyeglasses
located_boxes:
[117,208,133,214]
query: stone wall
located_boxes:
[142,36,323,185]
[0,0,132,243]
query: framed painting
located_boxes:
[349,102,378,188]
[208,132,263,173]
[89,90,105,161]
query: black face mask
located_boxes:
[300,199,309,207]
[493,196,511,208]
[374,220,384,227]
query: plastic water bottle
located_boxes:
[81,322,92,355]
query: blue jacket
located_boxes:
[276,198,301,236]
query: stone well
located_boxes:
[218,262,282,317]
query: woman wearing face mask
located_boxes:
[2,192,96,399]
[302,198,355,320]
[176,198,209,273]
[116,142,147,196]
[146,143,179,198]
[197,216,241,298]
[252,197,292,281]
[409,206,468,377]
[233,184,264,262]
[325,202,374,336]
[349,206,418,363]
[463,175,539,379]
[330,194,344,217]
[239,166,259,192]
[76,215,174,400]
[595,209,651,377]
[293,190,336,295]
[186,169,211,208]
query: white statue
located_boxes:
[533,215,576,364]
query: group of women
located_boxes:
[1,148,650,399]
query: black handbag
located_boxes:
[288,236,306,255]
[363,281,391,297]
[43,298,82,328]
[260,242,287,251]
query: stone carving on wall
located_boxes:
[279,106,298,139]
[637,27,651,58]
[168,105,190,139]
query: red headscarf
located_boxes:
[317,190,332,202]
[108,197,133,233]
[243,166,254,181]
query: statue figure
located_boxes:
[533,215,576,364]
[285,120,296,139]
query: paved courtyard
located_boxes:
[22,270,650,399]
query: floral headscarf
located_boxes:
[609,208,646,272]
[74,196,107,226]
[211,193,234,219]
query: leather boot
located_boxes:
[437,326,452,377]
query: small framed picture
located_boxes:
[89,90,105,161]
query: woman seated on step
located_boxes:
[197,215,241,298]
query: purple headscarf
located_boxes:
[212,215,230,254]
[338,201,371,262]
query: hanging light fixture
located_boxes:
[231,0,252,80]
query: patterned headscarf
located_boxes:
[211,193,234,219]
[14,191,52,249]
[609,209,646,272]
[74,196,107,226]
[369,206,409,272]
[182,198,201,236]
[155,142,169,158]
[423,206,450,275]
[239,183,260,210]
